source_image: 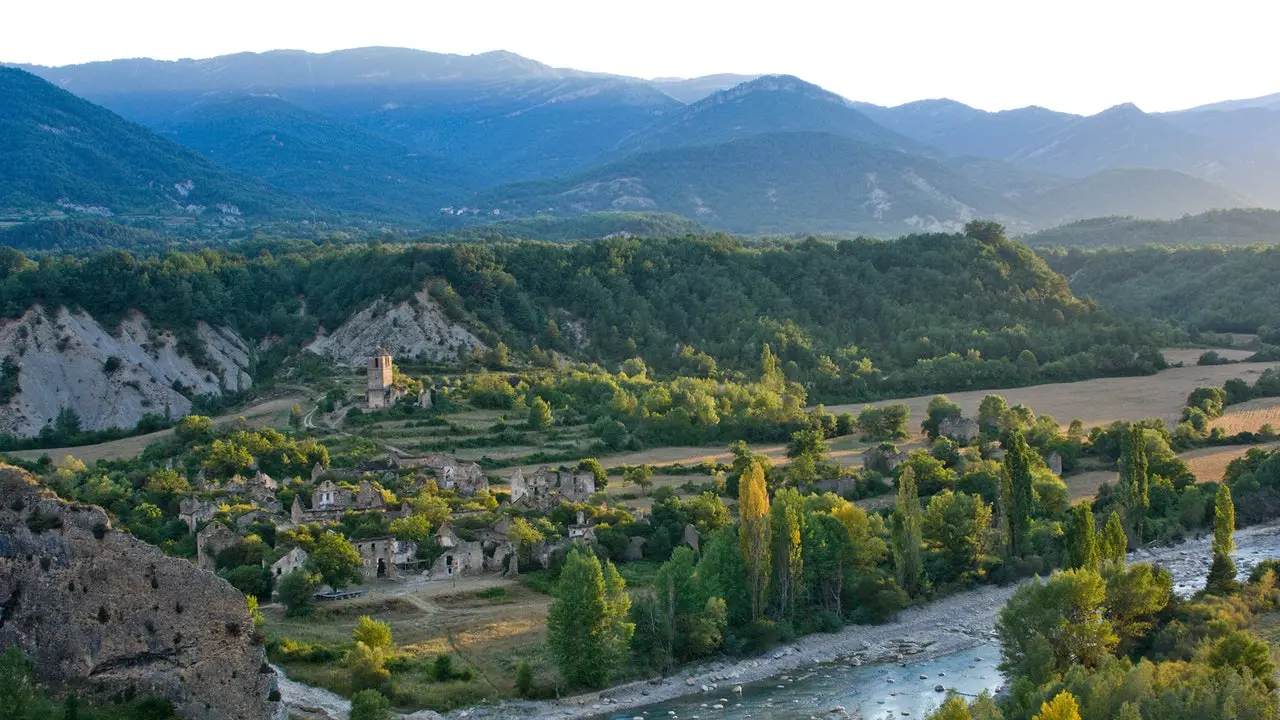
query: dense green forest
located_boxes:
[0,223,1171,403]
[0,212,705,253]
[1044,244,1280,334]
[1025,208,1280,248]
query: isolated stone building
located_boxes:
[938,416,980,444]
[365,348,404,409]
[862,445,909,474]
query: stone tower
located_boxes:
[366,348,395,409]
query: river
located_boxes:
[604,523,1280,720]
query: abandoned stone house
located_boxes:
[568,511,596,542]
[179,497,218,532]
[625,535,648,561]
[269,547,309,581]
[355,480,386,510]
[196,522,238,572]
[431,523,485,578]
[352,537,419,581]
[365,348,404,409]
[391,453,489,497]
[938,416,980,444]
[508,466,596,509]
[1047,451,1064,477]
[312,479,355,511]
[234,508,274,529]
[290,479,397,524]
[680,523,700,554]
[862,445,909,474]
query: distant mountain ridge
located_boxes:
[1024,208,1280,248]
[5,46,1280,234]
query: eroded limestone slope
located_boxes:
[0,464,282,720]
[0,307,253,436]
[306,285,484,365]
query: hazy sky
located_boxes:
[6,0,1275,114]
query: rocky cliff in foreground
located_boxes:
[0,464,282,720]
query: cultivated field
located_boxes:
[1160,347,1256,366]
[1212,397,1280,435]
[1063,441,1280,501]
[826,360,1280,432]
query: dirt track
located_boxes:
[4,395,303,464]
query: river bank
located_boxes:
[279,521,1280,720]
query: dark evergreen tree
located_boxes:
[1001,429,1035,558]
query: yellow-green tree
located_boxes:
[1214,484,1235,555]
[1032,690,1082,720]
[738,461,771,620]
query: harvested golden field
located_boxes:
[1063,442,1280,501]
[1160,347,1256,366]
[1212,397,1280,434]
[1180,442,1280,484]
[825,361,1280,432]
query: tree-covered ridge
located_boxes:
[0,225,1167,402]
[1043,244,1280,334]
[1025,208,1280,249]
[0,67,312,219]
[160,94,472,220]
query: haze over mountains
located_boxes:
[5,46,1280,234]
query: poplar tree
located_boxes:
[771,488,805,617]
[1101,511,1128,568]
[737,461,771,620]
[1065,503,1099,571]
[1207,484,1239,595]
[892,466,923,597]
[1001,429,1035,558]
[1214,484,1235,556]
[1125,424,1149,543]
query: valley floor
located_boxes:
[383,521,1280,720]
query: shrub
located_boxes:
[349,689,394,720]
[515,661,534,697]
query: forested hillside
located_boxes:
[0,224,1168,402]
[160,94,471,219]
[1044,244,1280,334]
[1025,208,1280,248]
[0,67,311,220]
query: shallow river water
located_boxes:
[606,644,1001,720]
[606,523,1280,720]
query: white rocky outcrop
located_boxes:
[0,307,252,437]
[306,285,484,365]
